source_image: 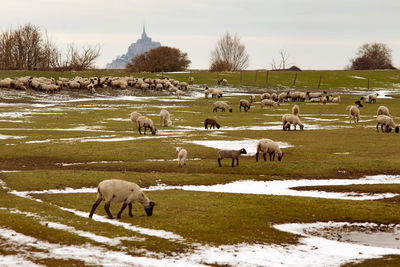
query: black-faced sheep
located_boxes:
[376,115,399,133]
[89,179,155,219]
[282,114,304,130]
[218,148,247,167]
[204,118,221,129]
[137,116,157,135]
[256,139,284,162]
[239,99,251,112]
[213,101,232,112]
[176,147,187,167]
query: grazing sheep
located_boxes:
[310,96,328,104]
[306,91,326,100]
[346,105,360,123]
[89,179,155,219]
[213,101,232,112]
[369,93,379,104]
[261,99,280,109]
[217,79,228,86]
[355,100,364,108]
[271,93,278,101]
[256,139,284,162]
[188,77,194,85]
[179,82,188,90]
[217,148,247,167]
[377,106,390,117]
[130,111,142,129]
[260,93,271,100]
[282,114,304,130]
[278,92,287,102]
[331,96,341,103]
[137,116,157,135]
[292,105,299,116]
[160,109,172,127]
[176,89,183,98]
[176,147,188,167]
[239,99,251,112]
[287,91,305,102]
[204,118,221,129]
[376,115,399,133]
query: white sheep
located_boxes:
[256,139,284,162]
[250,95,256,103]
[218,148,247,167]
[213,101,232,112]
[130,111,142,129]
[89,179,155,219]
[260,93,271,101]
[278,92,287,102]
[176,147,188,167]
[376,115,399,133]
[292,105,299,116]
[377,106,390,116]
[369,93,378,103]
[282,114,304,130]
[346,105,360,123]
[137,116,157,135]
[261,99,280,109]
[239,99,251,112]
[160,109,172,127]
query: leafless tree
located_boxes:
[62,43,101,71]
[210,33,249,71]
[271,49,291,70]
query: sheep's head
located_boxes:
[229,108,233,112]
[145,201,155,216]
[176,147,182,153]
[395,126,399,134]
[300,124,304,130]
[151,128,157,135]
[278,152,284,161]
[167,121,172,127]
[240,148,247,155]
[216,124,220,129]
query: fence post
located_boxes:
[368,78,370,90]
[254,71,258,83]
[318,75,322,88]
[292,73,297,87]
[240,71,242,83]
[266,71,269,84]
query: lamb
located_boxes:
[130,111,142,129]
[217,148,247,167]
[377,106,390,116]
[137,116,157,135]
[331,96,341,103]
[292,105,299,116]
[204,118,221,129]
[89,179,155,219]
[176,147,188,167]
[376,115,399,133]
[213,101,232,112]
[261,99,279,109]
[250,95,256,103]
[271,93,278,101]
[239,99,251,112]
[160,109,172,127]
[256,139,284,162]
[217,79,228,85]
[188,77,194,85]
[346,105,360,123]
[278,92,287,102]
[260,93,271,100]
[282,114,304,130]
[369,93,379,104]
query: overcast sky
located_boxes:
[2,0,400,70]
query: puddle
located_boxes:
[186,139,293,155]
[56,161,124,166]
[0,134,26,140]
[334,152,352,155]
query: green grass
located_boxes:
[1,72,400,265]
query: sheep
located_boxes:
[261,99,280,109]
[271,93,278,101]
[137,116,157,135]
[354,100,364,108]
[260,93,271,100]
[376,115,399,133]
[287,91,305,102]
[176,89,183,98]
[292,105,299,116]
[239,99,251,112]
[179,82,188,90]
[331,96,341,103]
[204,118,221,129]
[204,87,210,98]
[217,79,228,86]
[278,92,287,102]
[176,147,188,167]
[377,106,390,116]
[213,101,232,112]
[309,96,328,104]
[306,91,327,100]
[188,77,194,85]
[217,148,247,167]
[89,179,155,219]
[250,95,256,103]
[282,114,304,130]
[369,93,379,103]
[130,111,142,129]
[346,105,360,123]
[160,109,172,127]
[256,139,284,162]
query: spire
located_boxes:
[142,25,148,39]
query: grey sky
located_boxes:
[2,0,400,69]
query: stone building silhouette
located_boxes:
[106,26,161,69]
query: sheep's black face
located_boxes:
[151,128,157,135]
[240,148,247,154]
[145,202,155,216]
[278,153,284,161]
[396,126,399,134]
[216,125,220,129]
[300,125,304,130]
[229,108,232,112]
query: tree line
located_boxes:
[0,23,100,71]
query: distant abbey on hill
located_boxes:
[106,26,161,69]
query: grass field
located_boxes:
[1,71,400,265]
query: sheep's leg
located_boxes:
[117,203,128,219]
[128,203,133,217]
[263,153,267,162]
[104,202,114,219]
[89,198,102,218]
[236,158,239,166]
[138,126,142,135]
[256,152,259,162]
[218,158,222,167]
[381,124,384,133]
[272,153,276,161]
[376,123,379,132]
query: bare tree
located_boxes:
[62,44,101,71]
[210,33,249,71]
[349,43,395,70]
[271,49,291,70]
